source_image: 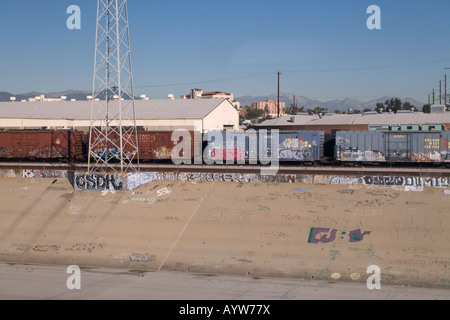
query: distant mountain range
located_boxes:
[0,90,91,102]
[236,93,427,113]
[0,89,426,112]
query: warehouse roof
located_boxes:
[0,99,232,120]
[257,111,450,127]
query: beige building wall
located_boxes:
[203,100,239,132]
[0,101,238,133]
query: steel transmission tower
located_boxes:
[88,0,140,173]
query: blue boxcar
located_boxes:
[336,131,450,163]
[204,130,324,163]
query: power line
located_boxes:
[134,72,274,88]
[283,58,450,74]
[134,58,450,89]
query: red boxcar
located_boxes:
[0,130,84,160]
[89,131,201,161]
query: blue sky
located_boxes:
[1,0,449,103]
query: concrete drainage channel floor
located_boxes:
[0,176,449,297]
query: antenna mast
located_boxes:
[88,0,139,173]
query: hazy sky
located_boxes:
[1,0,449,103]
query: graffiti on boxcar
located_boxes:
[95,148,126,160]
[210,149,246,161]
[0,147,12,157]
[338,148,386,162]
[278,138,317,161]
[411,152,441,162]
[308,227,371,244]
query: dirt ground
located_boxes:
[0,177,449,288]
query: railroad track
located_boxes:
[1,161,449,177]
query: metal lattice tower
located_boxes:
[88,0,140,173]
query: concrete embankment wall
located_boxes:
[0,169,449,289]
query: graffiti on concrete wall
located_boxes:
[363,176,404,186]
[62,170,450,191]
[327,175,450,188]
[127,172,158,190]
[68,172,125,191]
[329,176,361,185]
[308,227,371,244]
[20,170,68,179]
[177,172,299,183]
[363,176,450,187]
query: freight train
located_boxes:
[0,129,449,167]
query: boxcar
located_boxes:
[335,131,450,163]
[89,130,201,162]
[204,130,324,164]
[0,130,84,160]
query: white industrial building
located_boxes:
[0,99,239,133]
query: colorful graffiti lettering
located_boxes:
[210,149,246,161]
[95,148,126,160]
[308,227,371,244]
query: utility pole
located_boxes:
[445,67,450,106]
[433,89,435,105]
[88,0,140,173]
[277,72,282,118]
[444,74,447,106]
[439,80,442,105]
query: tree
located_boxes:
[385,98,402,113]
[307,106,327,115]
[422,104,431,113]
[245,108,264,120]
[401,101,416,111]
[285,105,305,115]
[376,102,385,113]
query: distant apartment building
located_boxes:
[180,89,240,109]
[252,100,285,117]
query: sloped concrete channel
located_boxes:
[0,171,449,289]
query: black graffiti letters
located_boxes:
[363,176,404,186]
[74,173,124,191]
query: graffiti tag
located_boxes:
[308,227,371,244]
[69,173,124,191]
